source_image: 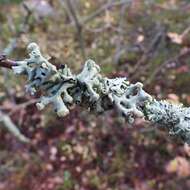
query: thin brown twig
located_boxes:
[3,2,33,56]
[131,25,166,81]
[0,54,17,69]
[8,99,39,115]
[145,48,190,85]
[63,0,86,60]
[2,3,33,102]
[114,2,128,64]
[81,0,131,25]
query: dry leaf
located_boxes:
[104,10,114,26]
[137,35,144,43]
[167,93,179,103]
[167,32,182,44]
[166,156,190,177]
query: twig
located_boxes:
[0,54,17,69]
[3,42,190,145]
[59,0,131,61]
[3,2,33,56]
[8,99,39,115]
[0,111,29,143]
[2,3,33,102]
[131,24,166,80]
[81,0,131,25]
[62,0,86,60]
[114,2,128,64]
[145,47,190,85]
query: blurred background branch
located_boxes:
[0,110,29,143]
[62,0,86,60]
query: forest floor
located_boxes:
[0,0,190,190]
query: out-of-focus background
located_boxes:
[0,0,190,189]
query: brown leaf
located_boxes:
[166,156,190,177]
[167,32,182,44]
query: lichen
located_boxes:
[12,43,151,123]
[11,42,190,144]
[144,100,190,144]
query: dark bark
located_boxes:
[0,54,18,69]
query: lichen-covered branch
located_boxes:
[2,42,190,144]
[144,100,190,144]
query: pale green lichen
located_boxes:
[144,100,190,143]
[76,59,102,102]
[12,42,57,95]
[102,78,152,123]
[12,43,151,123]
[11,42,190,144]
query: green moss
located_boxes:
[1,24,12,41]
[111,146,127,172]
[57,171,74,190]
[176,73,190,93]
[89,175,101,188]
[101,64,115,74]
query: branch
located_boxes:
[0,54,18,69]
[145,47,190,85]
[81,0,131,25]
[131,24,166,80]
[1,42,190,144]
[61,0,86,60]
[3,2,33,56]
[0,111,29,143]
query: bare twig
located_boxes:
[8,99,39,115]
[81,0,131,25]
[114,2,128,64]
[2,3,33,102]
[0,54,17,69]
[59,0,131,61]
[62,0,86,60]
[3,3,33,56]
[145,48,190,85]
[131,24,166,80]
[0,111,29,143]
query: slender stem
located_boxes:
[64,0,86,60]
[82,0,130,24]
[0,54,17,69]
